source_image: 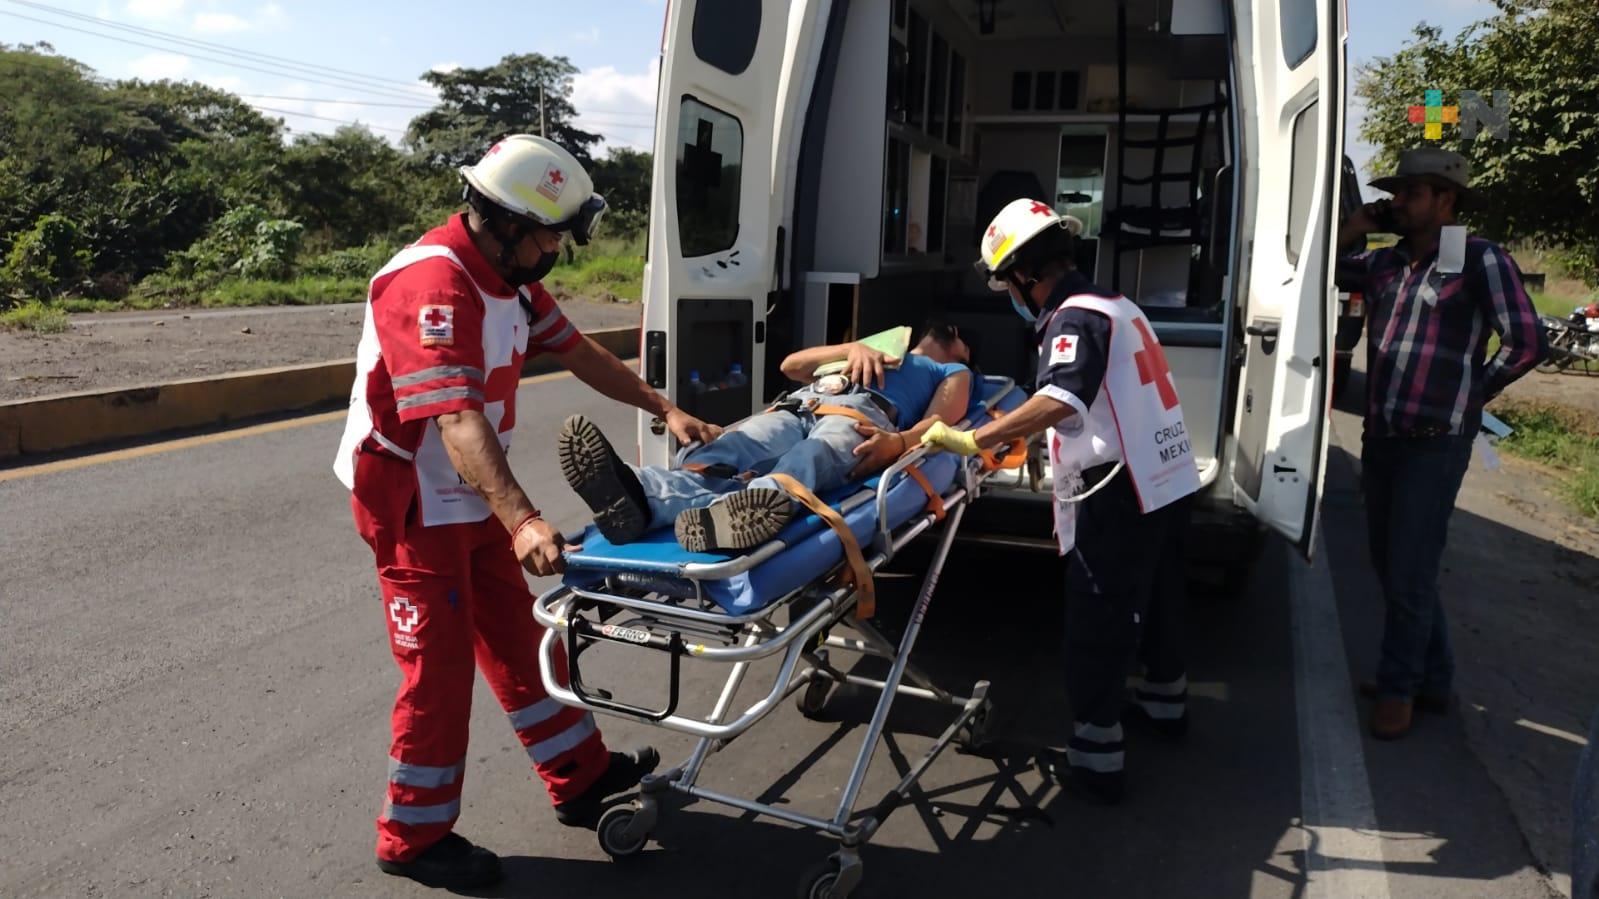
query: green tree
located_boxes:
[280,126,417,248]
[1356,0,1599,282]
[589,147,653,236]
[405,54,600,169]
[1,214,91,302]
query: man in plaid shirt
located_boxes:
[1336,148,1545,741]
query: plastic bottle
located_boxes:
[688,370,708,396]
[725,362,748,390]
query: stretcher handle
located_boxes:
[977,407,1028,471]
[565,615,683,723]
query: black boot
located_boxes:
[674,488,796,552]
[559,415,653,544]
[376,832,502,889]
[553,746,661,828]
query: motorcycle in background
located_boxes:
[1538,303,1599,375]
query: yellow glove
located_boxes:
[920,422,981,456]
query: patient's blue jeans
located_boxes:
[633,389,893,528]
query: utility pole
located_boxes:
[538,83,546,137]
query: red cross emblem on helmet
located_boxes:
[1029,201,1054,216]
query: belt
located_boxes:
[1386,423,1455,439]
[862,389,899,424]
[783,384,899,425]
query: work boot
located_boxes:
[559,415,652,544]
[1370,698,1414,740]
[376,832,502,889]
[1045,750,1125,805]
[553,746,661,828]
[675,488,796,552]
[1358,681,1450,715]
[1123,700,1189,742]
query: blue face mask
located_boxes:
[1010,295,1037,323]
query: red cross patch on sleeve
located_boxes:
[1049,333,1078,366]
[419,304,454,347]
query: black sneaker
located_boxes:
[376,832,502,889]
[674,488,796,552]
[1123,700,1190,742]
[553,747,661,828]
[559,415,652,544]
[1044,749,1126,805]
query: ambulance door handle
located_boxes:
[1245,322,1279,356]
[645,330,667,388]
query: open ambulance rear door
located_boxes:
[1228,0,1347,558]
[636,0,834,468]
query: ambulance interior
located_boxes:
[791,0,1240,498]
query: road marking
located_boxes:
[1290,532,1393,898]
[0,369,575,483]
[1515,718,1590,747]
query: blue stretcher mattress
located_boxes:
[562,377,1024,615]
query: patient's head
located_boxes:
[916,319,974,368]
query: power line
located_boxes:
[250,104,407,134]
[237,93,434,109]
[3,0,432,94]
[0,8,437,104]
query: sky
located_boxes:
[1,0,1499,172]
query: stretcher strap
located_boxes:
[768,472,877,619]
[978,407,1029,472]
[810,404,877,427]
[902,465,947,522]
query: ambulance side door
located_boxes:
[1229,0,1346,557]
[637,0,834,467]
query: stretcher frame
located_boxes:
[530,378,1018,898]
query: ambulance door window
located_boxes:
[676,96,743,258]
[1285,100,1319,266]
[692,0,761,76]
[1280,0,1319,69]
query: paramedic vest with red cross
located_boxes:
[333,241,536,527]
[1046,294,1200,553]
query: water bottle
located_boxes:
[688,370,708,396]
[725,362,748,390]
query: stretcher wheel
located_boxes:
[795,676,834,719]
[796,856,854,899]
[957,702,992,751]
[597,805,649,859]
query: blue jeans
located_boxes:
[632,389,893,528]
[1361,433,1474,700]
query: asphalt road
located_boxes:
[0,372,1562,898]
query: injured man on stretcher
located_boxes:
[558,321,978,553]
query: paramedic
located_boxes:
[331,135,719,890]
[1335,148,1544,740]
[557,320,977,552]
[921,199,1201,804]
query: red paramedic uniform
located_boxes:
[332,213,606,863]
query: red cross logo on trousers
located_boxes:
[1132,318,1179,410]
[389,597,419,634]
[1029,201,1053,216]
[423,307,448,328]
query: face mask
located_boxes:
[1010,295,1038,323]
[506,248,557,286]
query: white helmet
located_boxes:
[976,198,1083,290]
[460,134,607,244]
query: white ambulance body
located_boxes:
[634,0,1347,566]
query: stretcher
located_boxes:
[531,375,1026,898]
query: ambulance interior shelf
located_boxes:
[673,297,756,428]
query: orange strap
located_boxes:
[810,404,878,427]
[977,407,1029,471]
[769,472,877,619]
[902,465,947,521]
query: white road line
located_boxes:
[1291,532,1393,898]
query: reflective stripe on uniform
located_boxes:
[508,697,565,732]
[392,365,485,389]
[380,797,461,825]
[1067,720,1126,774]
[368,429,415,460]
[529,307,565,338]
[537,322,576,349]
[395,386,484,411]
[525,715,597,764]
[1065,745,1126,773]
[1135,675,1189,720]
[1073,721,1124,744]
[387,756,463,789]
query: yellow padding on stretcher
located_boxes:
[768,472,877,619]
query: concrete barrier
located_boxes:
[0,326,640,462]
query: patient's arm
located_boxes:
[849,370,971,476]
[779,341,898,387]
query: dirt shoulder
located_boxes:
[0,299,641,402]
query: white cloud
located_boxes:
[191,12,250,33]
[125,0,185,19]
[572,58,660,154]
[429,61,462,75]
[127,51,192,79]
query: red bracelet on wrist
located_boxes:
[509,510,542,543]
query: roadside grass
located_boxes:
[1494,399,1599,519]
[200,276,369,307]
[0,300,72,334]
[545,235,646,302]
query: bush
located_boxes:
[165,205,304,282]
[0,299,71,333]
[300,240,401,279]
[1,214,91,302]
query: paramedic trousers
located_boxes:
[350,444,611,863]
[1361,432,1473,702]
[633,389,893,527]
[1061,465,1190,783]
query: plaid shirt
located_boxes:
[1338,235,1545,437]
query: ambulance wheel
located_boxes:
[597,805,649,859]
[796,857,853,899]
[796,676,834,719]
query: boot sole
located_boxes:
[559,415,648,544]
[675,489,794,552]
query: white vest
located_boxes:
[1046,294,1200,553]
[333,244,529,527]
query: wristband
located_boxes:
[509,510,542,544]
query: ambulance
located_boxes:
[633,0,1348,572]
